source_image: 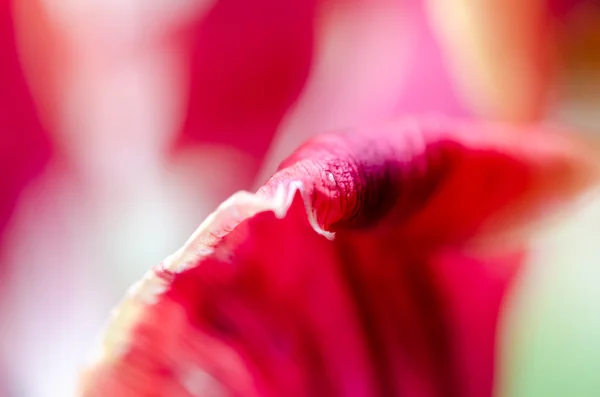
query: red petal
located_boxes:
[175,0,316,165]
[0,1,52,237]
[80,118,597,397]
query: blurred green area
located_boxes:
[500,198,600,397]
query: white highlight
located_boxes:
[180,365,226,397]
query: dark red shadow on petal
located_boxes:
[0,1,52,239]
[175,0,316,168]
[259,122,566,247]
[394,1,470,118]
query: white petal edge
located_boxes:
[84,179,333,371]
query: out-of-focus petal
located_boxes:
[0,0,52,238]
[552,1,600,131]
[427,0,556,122]
[427,0,599,124]
[79,118,597,397]
[176,0,317,169]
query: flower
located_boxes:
[79,118,596,397]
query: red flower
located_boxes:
[79,118,596,397]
